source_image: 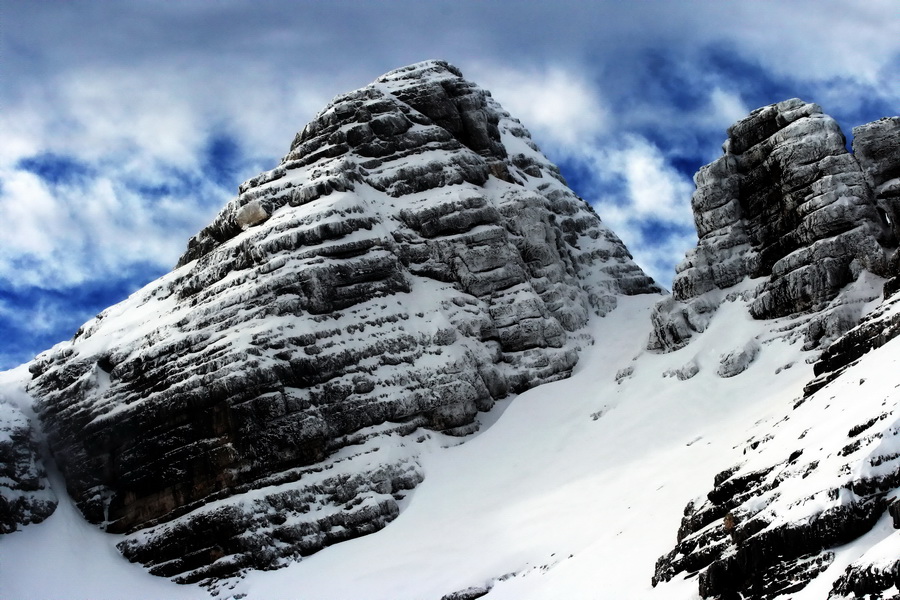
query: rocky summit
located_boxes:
[1,61,899,600]
[651,105,900,599]
[19,60,659,584]
[650,100,897,355]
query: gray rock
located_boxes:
[0,400,57,533]
[651,100,898,353]
[663,359,699,381]
[853,116,900,243]
[26,60,660,584]
[717,338,760,378]
[235,200,269,229]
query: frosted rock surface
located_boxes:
[650,100,897,353]
[654,290,900,600]
[0,399,56,533]
[716,338,760,378]
[26,60,659,583]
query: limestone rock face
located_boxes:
[853,117,900,220]
[650,103,900,600]
[26,60,659,584]
[854,116,900,287]
[649,100,898,353]
[0,400,56,533]
[653,289,900,599]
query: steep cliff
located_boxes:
[0,386,56,534]
[652,104,900,599]
[22,60,659,584]
[649,100,896,356]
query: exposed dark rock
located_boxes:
[655,281,900,599]
[26,60,659,584]
[830,557,900,599]
[806,288,900,396]
[441,586,492,600]
[0,400,57,533]
[649,100,898,354]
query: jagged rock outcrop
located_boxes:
[854,117,900,236]
[649,99,898,354]
[651,101,900,599]
[24,60,659,584]
[654,289,900,599]
[0,399,56,533]
[854,116,900,298]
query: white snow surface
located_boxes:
[2,62,897,598]
[4,280,897,599]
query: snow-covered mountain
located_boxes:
[1,61,898,600]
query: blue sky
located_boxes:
[2,0,898,370]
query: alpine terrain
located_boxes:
[1,60,898,600]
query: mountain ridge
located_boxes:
[8,60,661,586]
[1,61,898,599]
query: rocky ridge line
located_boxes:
[652,104,900,599]
[649,100,896,359]
[22,60,659,584]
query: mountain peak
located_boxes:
[20,61,659,584]
[3,64,900,600]
[375,59,464,82]
[649,98,897,356]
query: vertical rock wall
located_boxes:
[650,99,897,353]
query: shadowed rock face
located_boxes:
[649,99,898,353]
[25,60,659,584]
[651,101,900,600]
[0,400,57,533]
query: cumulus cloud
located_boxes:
[578,136,696,288]
[602,136,696,226]
[0,166,220,289]
[705,88,751,134]
[471,64,609,150]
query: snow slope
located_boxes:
[7,279,888,599]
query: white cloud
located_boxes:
[562,136,698,289]
[0,57,338,295]
[0,165,230,289]
[470,64,609,151]
[702,0,900,84]
[0,0,896,363]
[601,136,696,226]
[706,88,751,134]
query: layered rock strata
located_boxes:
[653,290,900,599]
[26,60,659,583]
[652,102,900,599]
[649,100,897,353]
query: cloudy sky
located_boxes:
[2,1,898,369]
